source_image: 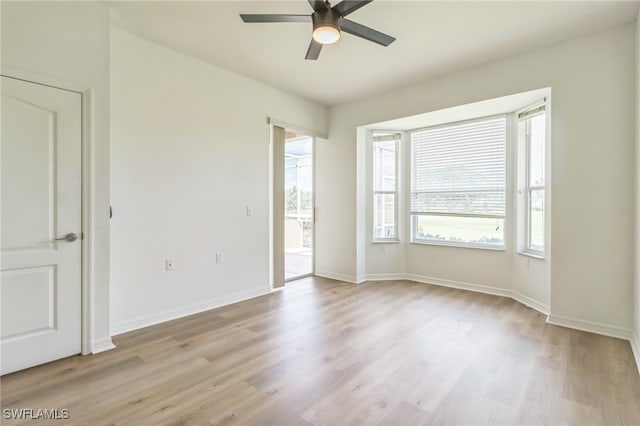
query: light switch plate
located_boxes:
[165,258,175,271]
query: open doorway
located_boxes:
[284,131,314,280]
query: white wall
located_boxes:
[319,23,635,333]
[1,1,112,351]
[109,27,327,332]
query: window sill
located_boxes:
[372,239,401,244]
[518,251,545,260]
[410,240,505,252]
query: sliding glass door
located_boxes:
[284,132,313,280]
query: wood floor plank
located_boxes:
[1,277,639,425]
[378,400,430,426]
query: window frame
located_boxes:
[408,114,508,250]
[371,133,400,243]
[518,102,547,257]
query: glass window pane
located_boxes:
[284,157,313,216]
[528,114,545,187]
[410,117,506,217]
[373,193,396,239]
[373,140,396,191]
[414,215,504,247]
[528,189,545,252]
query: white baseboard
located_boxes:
[404,273,513,299]
[364,273,407,282]
[92,337,116,354]
[315,271,360,284]
[546,314,632,340]
[111,286,271,335]
[631,331,640,375]
[511,290,550,315]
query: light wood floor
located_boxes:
[2,277,639,425]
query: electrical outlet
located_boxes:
[165,258,175,271]
[246,206,253,216]
[216,253,223,263]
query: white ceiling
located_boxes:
[108,1,639,106]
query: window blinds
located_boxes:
[410,116,506,217]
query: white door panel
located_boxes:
[1,76,82,375]
[1,266,55,338]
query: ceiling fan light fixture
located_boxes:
[312,24,341,44]
[240,1,396,60]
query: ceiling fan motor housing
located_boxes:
[312,8,341,33]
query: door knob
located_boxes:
[54,233,78,242]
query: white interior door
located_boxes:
[1,76,82,375]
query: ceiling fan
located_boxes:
[240,0,396,60]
